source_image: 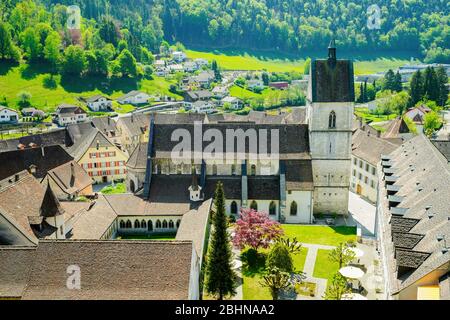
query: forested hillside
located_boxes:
[0,0,449,68]
[30,0,450,62]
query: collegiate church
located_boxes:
[126,42,355,224]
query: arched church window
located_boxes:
[230,201,238,214]
[126,220,132,228]
[231,164,236,175]
[212,164,218,175]
[162,220,168,228]
[169,220,174,229]
[176,219,181,228]
[141,220,147,229]
[156,220,161,228]
[134,220,140,228]
[290,201,298,216]
[269,201,276,216]
[329,111,336,129]
[250,200,258,211]
[120,220,125,229]
[148,220,153,231]
[251,164,256,176]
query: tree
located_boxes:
[17,91,31,109]
[328,242,355,269]
[382,69,396,91]
[436,67,449,107]
[140,47,154,64]
[324,273,351,300]
[21,27,41,61]
[266,242,293,273]
[205,182,236,300]
[423,111,442,136]
[0,22,16,60]
[232,208,284,252]
[409,70,424,107]
[260,267,292,300]
[43,31,61,70]
[262,72,270,86]
[393,71,403,92]
[423,67,439,102]
[62,45,86,76]
[116,49,138,77]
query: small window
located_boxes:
[120,220,125,228]
[269,201,276,216]
[372,167,376,175]
[156,220,161,228]
[212,164,218,175]
[328,111,336,129]
[230,201,238,214]
[169,220,174,228]
[162,220,168,228]
[290,201,298,216]
[251,164,256,176]
[134,220,140,228]
[126,220,132,228]
[141,220,147,229]
[250,200,258,211]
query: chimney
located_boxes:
[41,146,45,157]
[70,162,75,187]
[377,130,381,138]
[107,116,110,125]
[96,140,99,150]
[131,114,134,123]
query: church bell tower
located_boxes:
[307,40,355,215]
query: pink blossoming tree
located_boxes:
[232,208,284,251]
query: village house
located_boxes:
[115,113,150,153]
[403,105,432,133]
[0,106,19,123]
[191,100,217,114]
[351,125,401,203]
[269,81,289,90]
[221,96,243,110]
[212,85,230,98]
[21,107,38,117]
[183,90,213,105]
[194,58,208,68]
[155,67,168,77]
[0,129,70,153]
[247,79,264,90]
[54,104,88,127]
[377,135,450,300]
[85,95,112,112]
[183,61,198,73]
[192,71,215,88]
[66,123,128,183]
[172,51,187,62]
[154,59,166,69]
[168,63,184,73]
[117,91,150,105]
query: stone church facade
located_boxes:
[126,43,354,221]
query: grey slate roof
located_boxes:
[284,160,314,191]
[379,134,450,294]
[431,140,450,162]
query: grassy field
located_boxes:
[282,225,356,246]
[355,107,398,123]
[313,249,340,281]
[0,62,181,113]
[187,49,413,75]
[100,183,126,195]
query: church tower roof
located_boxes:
[309,40,355,103]
[40,182,65,218]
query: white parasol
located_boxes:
[339,266,365,279]
[348,247,365,258]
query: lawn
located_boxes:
[281,225,356,246]
[186,48,414,75]
[117,233,177,240]
[355,107,398,123]
[242,246,308,300]
[229,85,272,100]
[100,182,126,195]
[0,62,181,113]
[312,249,340,281]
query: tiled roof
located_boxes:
[0,246,36,298]
[44,161,93,196]
[0,145,74,180]
[20,240,193,300]
[352,128,401,166]
[248,176,280,200]
[284,160,314,191]
[431,140,450,162]
[0,129,71,153]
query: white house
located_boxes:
[183,61,198,73]
[155,67,168,77]
[247,79,264,90]
[169,64,184,73]
[0,106,19,123]
[221,96,243,110]
[117,91,150,105]
[55,104,87,126]
[194,58,209,68]
[85,95,112,112]
[212,86,229,98]
[191,100,216,114]
[172,51,187,62]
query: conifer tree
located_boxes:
[205,182,236,300]
[423,67,439,102]
[436,67,449,107]
[383,69,396,91]
[409,70,423,107]
[394,71,403,92]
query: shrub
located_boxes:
[266,242,293,273]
